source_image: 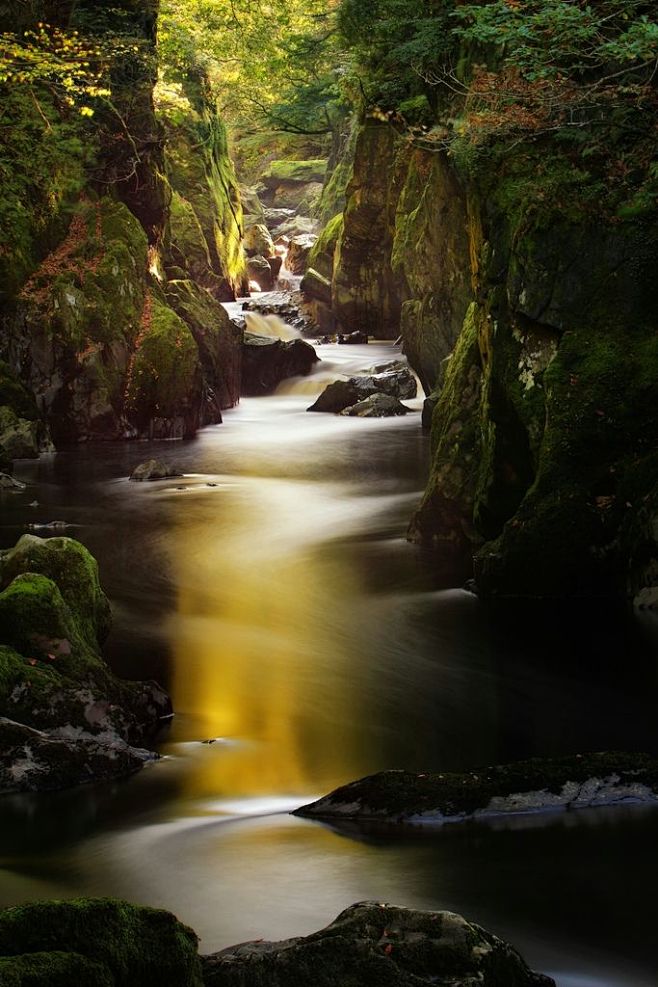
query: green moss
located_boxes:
[408,303,483,551]
[262,159,327,184]
[0,898,203,987]
[0,535,112,649]
[168,191,218,288]
[307,213,343,280]
[0,951,112,987]
[127,294,199,427]
[158,80,246,298]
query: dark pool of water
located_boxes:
[2,342,658,986]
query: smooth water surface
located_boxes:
[2,341,658,986]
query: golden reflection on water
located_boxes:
[169,478,367,799]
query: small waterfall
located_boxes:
[244,312,301,341]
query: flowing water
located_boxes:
[2,338,658,986]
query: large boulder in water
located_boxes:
[340,394,411,418]
[202,901,554,987]
[308,368,417,413]
[242,334,319,396]
[0,898,203,987]
[295,752,658,826]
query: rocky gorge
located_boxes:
[1,0,658,983]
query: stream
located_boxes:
[2,336,658,986]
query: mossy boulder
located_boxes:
[0,898,203,987]
[203,901,554,987]
[0,950,112,987]
[262,159,327,186]
[296,753,658,826]
[126,293,200,440]
[168,191,223,294]
[0,536,171,791]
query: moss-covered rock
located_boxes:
[0,536,171,791]
[0,898,203,987]
[168,190,223,294]
[158,77,246,299]
[203,901,554,987]
[0,950,113,987]
[262,159,327,185]
[126,293,200,440]
[296,753,658,826]
[0,535,111,649]
[166,279,242,413]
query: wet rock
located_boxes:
[287,234,318,275]
[421,391,440,430]
[270,215,319,241]
[203,901,554,987]
[129,459,182,482]
[340,394,411,418]
[301,268,332,305]
[260,160,327,210]
[338,331,369,345]
[0,473,26,491]
[244,223,275,259]
[247,255,274,292]
[0,407,53,462]
[0,898,203,987]
[0,717,151,794]
[308,369,417,414]
[295,752,658,826]
[242,334,319,396]
[262,207,295,228]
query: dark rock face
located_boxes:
[203,902,554,987]
[242,334,319,396]
[0,898,203,987]
[295,753,658,826]
[308,369,417,414]
[0,535,172,793]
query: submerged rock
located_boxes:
[242,334,319,396]
[203,901,554,987]
[338,330,369,345]
[0,898,203,987]
[308,368,417,414]
[129,460,182,482]
[295,752,658,826]
[340,394,411,418]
